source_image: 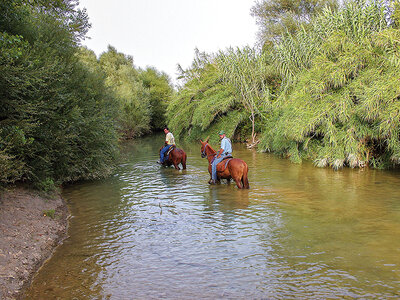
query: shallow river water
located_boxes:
[26,135,400,299]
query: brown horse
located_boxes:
[200,138,249,189]
[159,146,187,170]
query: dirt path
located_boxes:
[0,187,69,300]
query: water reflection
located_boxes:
[206,185,250,212]
[26,135,400,299]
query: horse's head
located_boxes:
[199,137,209,158]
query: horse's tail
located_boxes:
[242,162,250,189]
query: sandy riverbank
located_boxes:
[0,187,69,299]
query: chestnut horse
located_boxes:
[200,139,249,189]
[159,146,187,170]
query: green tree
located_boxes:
[139,67,174,131]
[273,0,387,87]
[251,0,338,44]
[261,1,399,169]
[99,46,151,138]
[217,47,274,144]
[0,0,119,187]
[168,49,245,143]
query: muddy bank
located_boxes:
[0,187,69,300]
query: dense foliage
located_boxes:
[0,0,173,188]
[262,1,399,169]
[139,66,174,131]
[168,0,400,169]
[250,0,338,44]
[2,0,399,188]
[80,46,173,138]
[0,0,118,188]
[169,49,249,144]
[99,46,151,138]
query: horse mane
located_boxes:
[205,143,216,154]
[201,139,216,155]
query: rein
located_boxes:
[201,143,216,158]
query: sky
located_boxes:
[77,0,258,85]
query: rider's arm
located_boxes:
[216,148,224,158]
[217,138,227,158]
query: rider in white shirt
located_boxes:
[158,127,175,164]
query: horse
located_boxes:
[200,138,249,189]
[159,145,187,170]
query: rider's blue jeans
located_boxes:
[160,145,171,163]
[211,154,229,181]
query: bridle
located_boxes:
[201,143,216,158]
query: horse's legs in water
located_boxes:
[208,178,220,184]
[234,177,243,189]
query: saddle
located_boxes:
[217,155,233,172]
[165,145,176,160]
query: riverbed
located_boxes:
[25,136,400,298]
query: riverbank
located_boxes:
[0,187,69,299]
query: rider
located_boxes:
[211,130,232,184]
[158,126,175,164]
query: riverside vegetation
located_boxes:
[2,0,400,191]
[1,0,173,189]
[169,0,400,170]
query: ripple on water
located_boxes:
[25,138,400,299]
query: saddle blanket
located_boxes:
[217,156,233,172]
[165,145,175,160]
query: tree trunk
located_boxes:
[251,111,255,144]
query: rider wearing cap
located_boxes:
[211,130,232,184]
[158,127,175,164]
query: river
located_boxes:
[25,135,400,299]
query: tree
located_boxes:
[273,0,388,88]
[251,0,338,44]
[217,47,273,144]
[260,1,398,169]
[99,46,151,138]
[0,0,119,188]
[168,49,244,143]
[139,67,174,131]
